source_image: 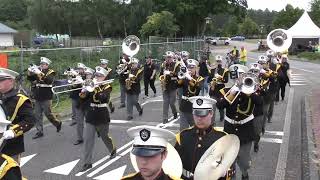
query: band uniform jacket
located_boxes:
[259,69,276,103]
[126,67,143,95]
[177,75,204,113]
[217,88,263,144]
[0,89,35,156]
[69,75,86,109]
[27,68,55,101]
[0,154,23,180]
[121,170,181,180]
[268,62,281,94]
[160,61,180,91]
[209,66,229,98]
[119,58,131,84]
[175,127,235,180]
[80,84,111,125]
[278,62,290,85]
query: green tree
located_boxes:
[0,0,27,22]
[222,17,239,36]
[239,17,259,37]
[310,0,320,27]
[139,11,179,37]
[272,4,303,29]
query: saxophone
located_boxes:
[159,74,167,91]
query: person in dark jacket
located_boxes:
[276,55,291,101]
[27,57,61,139]
[79,66,117,172]
[126,58,143,120]
[0,68,35,164]
[143,57,157,98]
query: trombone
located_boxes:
[51,79,114,95]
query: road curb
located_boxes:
[305,94,320,180]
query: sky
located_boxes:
[247,0,312,11]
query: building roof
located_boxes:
[0,23,17,34]
[287,11,320,38]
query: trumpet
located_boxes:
[125,74,136,90]
[28,64,43,76]
[224,73,258,104]
[116,63,129,75]
[52,78,114,94]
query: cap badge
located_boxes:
[140,129,150,142]
[196,99,203,106]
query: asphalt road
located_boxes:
[19,42,319,180]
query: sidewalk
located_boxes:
[307,89,320,178]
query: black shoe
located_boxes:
[110,106,115,113]
[79,164,92,172]
[32,132,44,139]
[109,149,117,159]
[127,116,133,120]
[69,122,77,126]
[139,108,143,116]
[254,143,259,152]
[118,104,125,109]
[173,113,178,119]
[163,119,169,124]
[56,122,62,132]
[242,175,249,180]
[73,140,83,145]
[220,118,224,122]
[262,128,265,135]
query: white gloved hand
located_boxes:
[129,74,135,78]
[260,69,266,74]
[3,130,15,140]
[74,76,84,84]
[121,59,127,64]
[230,86,240,95]
[164,70,171,75]
[185,73,192,80]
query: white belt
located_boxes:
[182,169,193,178]
[171,77,177,80]
[216,82,224,84]
[225,114,254,125]
[90,103,107,108]
[181,96,189,100]
[36,84,52,88]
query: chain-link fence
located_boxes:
[1,37,205,79]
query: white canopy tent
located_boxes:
[287,11,320,38]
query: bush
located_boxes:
[297,52,320,61]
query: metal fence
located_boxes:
[1,37,205,79]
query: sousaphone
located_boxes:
[267,29,292,53]
[194,134,240,180]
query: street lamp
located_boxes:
[203,17,212,60]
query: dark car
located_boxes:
[231,36,245,41]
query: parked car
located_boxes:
[209,37,231,45]
[231,36,246,41]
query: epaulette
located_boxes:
[168,174,183,180]
[121,172,139,179]
[213,127,228,135]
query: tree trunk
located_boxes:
[68,24,72,47]
[123,16,127,37]
[96,17,103,40]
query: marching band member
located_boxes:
[0,68,35,164]
[276,54,290,101]
[178,59,204,131]
[248,62,265,152]
[122,126,180,180]
[99,59,115,113]
[160,51,179,124]
[118,53,131,108]
[27,57,62,139]
[217,68,263,180]
[198,55,210,96]
[70,63,86,145]
[143,56,157,99]
[79,66,117,172]
[126,58,143,120]
[257,55,276,128]
[175,96,236,180]
[177,51,189,102]
[209,55,229,122]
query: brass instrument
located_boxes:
[224,73,258,104]
[51,78,114,94]
[125,74,136,90]
[159,75,167,91]
[28,64,44,76]
[267,29,292,53]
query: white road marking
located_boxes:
[291,67,314,73]
[44,159,80,175]
[290,84,307,86]
[20,154,37,167]
[93,165,127,180]
[274,88,294,180]
[261,138,283,144]
[265,131,284,136]
[141,99,163,106]
[87,148,132,177]
[75,141,133,176]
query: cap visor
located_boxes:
[132,147,164,157]
[193,109,211,117]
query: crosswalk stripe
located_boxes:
[20,154,37,167]
[44,159,80,175]
[93,165,127,180]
